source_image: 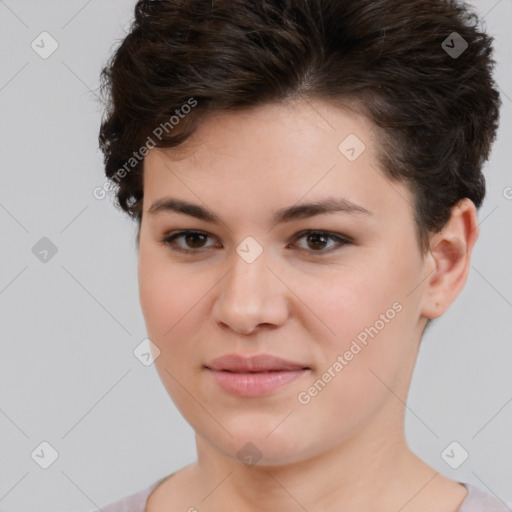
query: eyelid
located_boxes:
[160,229,352,254]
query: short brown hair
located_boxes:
[98,0,501,255]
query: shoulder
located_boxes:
[86,477,168,512]
[457,483,511,512]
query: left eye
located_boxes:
[160,230,351,254]
[292,230,351,253]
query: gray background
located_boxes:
[0,0,511,510]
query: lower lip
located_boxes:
[207,369,308,397]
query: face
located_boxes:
[137,98,431,466]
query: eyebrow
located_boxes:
[147,196,372,225]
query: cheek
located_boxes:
[293,278,409,444]
[138,245,196,337]
[138,259,171,337]
[298,261,411,390]
[302,264,394,340]
[137,251,205,407]
[137,248,215,384]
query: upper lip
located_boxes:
[205,354,310,372]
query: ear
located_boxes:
[421,198,480,320]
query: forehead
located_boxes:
[147,99,378,166]
[142,99,415,224]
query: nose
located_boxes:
[211,247,289,336]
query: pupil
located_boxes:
[308,233,327,250]
[187,233,206,248]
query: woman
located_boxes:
[93,0,506,510]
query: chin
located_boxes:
[200,421,314,467]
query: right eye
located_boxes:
[160,230,218,253]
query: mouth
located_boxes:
[204,353,310,372]
[204,354,311,397]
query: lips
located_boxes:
[205,354,309,372]
[204,354,310,397]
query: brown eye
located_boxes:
[182,232,208,249]
[293,230,351,253]
[160,229,351,255]
[305,232,329,251]
[160,230,216,253]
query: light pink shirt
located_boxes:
[92,478,511,512]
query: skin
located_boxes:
[137,98,478,511]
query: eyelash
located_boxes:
[159,230,352,255]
